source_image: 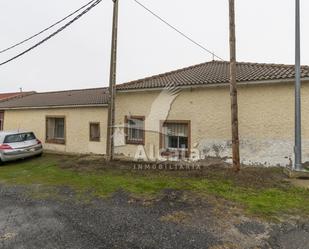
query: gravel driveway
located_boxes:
[0,184,308,249]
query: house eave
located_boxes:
[0,104,108,110]
[117,78,309,93]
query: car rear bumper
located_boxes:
[0,145,43,162]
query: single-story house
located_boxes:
[0,88,109,154]
[1,61,309,166]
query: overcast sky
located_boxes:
[0,0,308,93]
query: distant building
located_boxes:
[0,91,35,102]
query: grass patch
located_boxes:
[1,154,309,219]
[188,178,309,218]
[0,155,185,197]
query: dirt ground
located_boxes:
[58,154,289,189]
[1,183,309,249]
[1,154,309,249]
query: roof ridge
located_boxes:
[0,91,33,95]
[33,87,108,95]
[236,61,309,69]
[0,91,36,103]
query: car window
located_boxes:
[4,133,36,143]
[23,133,36,141]
[4,134,24,143]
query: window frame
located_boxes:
[160,120,191,158]
[125,115,145,145]
[45,116,66,145]
[89,122,101,142]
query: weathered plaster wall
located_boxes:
[115,82,309,166]
[3,81,309,166]
[198,138,309,167]
[3,107,107,155]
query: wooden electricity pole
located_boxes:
[294,0,302,171]
[106,0,119,161]
[229,0,240,171]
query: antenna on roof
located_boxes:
[212,52,215,61]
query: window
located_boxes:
[0,111,4,131]
[125,116,145,145]
[161,121,190,158]
[90,123,100,142]
[46,117,65,144]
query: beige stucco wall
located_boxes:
[3,81,309,166]
[114,81,309,166]
[3,107,107,155]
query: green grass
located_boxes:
[191,180,309,217]
[0,155,185,197]
[1,154,309,219]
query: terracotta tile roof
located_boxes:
[0,88,109,109]
[0,92,35,102]
[117,61,309,90]
[1,61,309,109]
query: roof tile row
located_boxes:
[0,61,308,109]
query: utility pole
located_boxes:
[106,0,119,161]
[229,0,240,172]
[294,0,302,170]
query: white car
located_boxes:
[0,131,43,163]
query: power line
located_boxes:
[0,0,97,54]
[133,0,224,61]
[0,0,102,67]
